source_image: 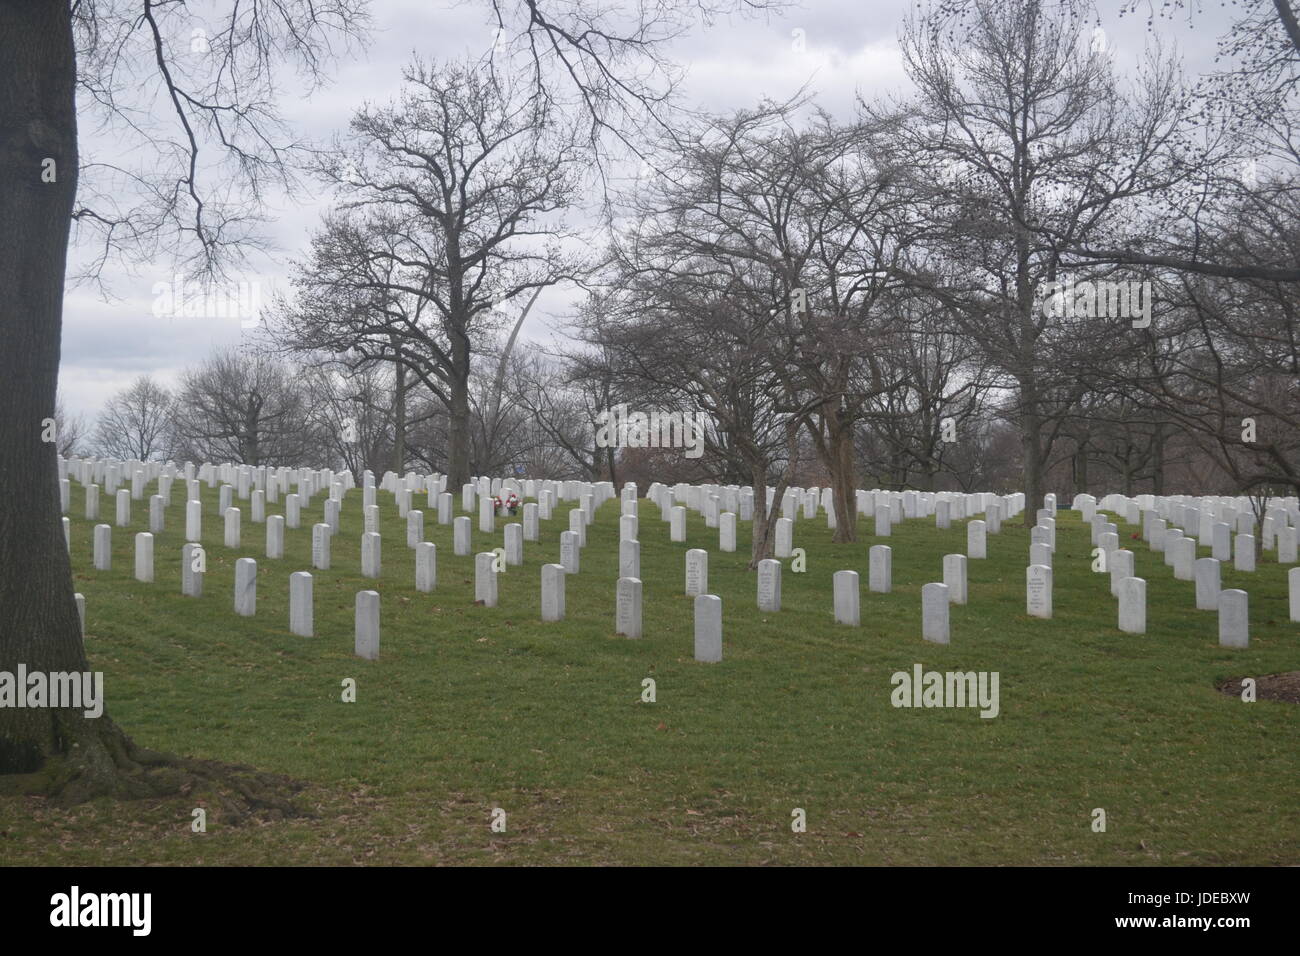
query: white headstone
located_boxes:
[415,542,437,593]
[1290,566,1300,622]
[224,507,241,549]
[312,523,331,571]
[1278,525,1297,564]
[1109,549,1134,597]
[134,532,154,583]
[523,502,539,541]
[616,577,643,638]
[922,582,950,644]
[1217,588,1248,648]
[475,552,498,607]
[1211,521,1231,561]
[833,570,859,626]
[685,549,709,596]
[1026,565,1052,619]
[1118,576,1145,634]
[757,558,781,612]
[181,542,203,597]
[1163,527,1182,566]
[113,489,131,528]
[1149,517,1167,552]
[1194,557,1221,611]
[266,514,284,559]
[355,590,380,660]
[967,519,986,559]
[186,499,202,540]
[720,512,736,552]
[454,516,471,556]
[93,524,111,571]
[361,531,382,578]
[693,594,722,662]
[869,544,891,593]
[670,506,687,542]
[541,563,565,621]
[1172,537,1195,580]
[1234,534,1255,572]
[942,554,967,605]
[569,507,586,547]
[504,523,523,566]
[987,502,1002,534]
[560,530,580,573]
[290,571,313,636]
[400,509,420,548]
[775,517,793,558]
[149,495,165,534]
[234,557,257,616]
[619,539,640,580]
[874,505,891,537]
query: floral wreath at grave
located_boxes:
[494,492,520,516]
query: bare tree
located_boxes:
[92,376,174,461]
[0,0,789,805]
[171,349,322,466]
[896,0,1186,523]
[1,0,369,803]
[275,58,586,488]
[52,394,90,459]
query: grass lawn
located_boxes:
[2,484,1296,865]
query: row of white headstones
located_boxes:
[61,456,1300,659]
[62,456,1038,660]
[1005,492,1300,650]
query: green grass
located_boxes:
[2,483,1297,865]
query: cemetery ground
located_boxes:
[2,489,1296,866]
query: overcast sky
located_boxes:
[59,0,1223,422]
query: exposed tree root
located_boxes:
[0,715,306,826]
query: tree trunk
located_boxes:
[391,359,406,474]
[1074,439,1089,496]
[1021,385,1044,527]
[447,383,471,489]
[747,421,799,568]
[828,416,858,543]
[0,0,143,796]
[748,460,776,568]
[1151,421,1165,495]
[445,327,472,487]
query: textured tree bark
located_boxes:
[1020,385,1044,528]
[1074,439,1090,496]
[0,4,300,814]
[1151,421,1165,495]
[827,415,858,543]
[748,459,775,568]
[446,371,472,489]
[0,0,106,783]
[391,357,406,474]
